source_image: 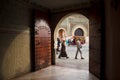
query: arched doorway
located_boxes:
[74,28,84,36]
[54,13,89,70]
[52,11,101,78]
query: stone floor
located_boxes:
[11,43,99,80]
[56,43,89,70]
[11,66,99,80]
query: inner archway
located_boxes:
[74,28,84,36]
[54,13,89,70]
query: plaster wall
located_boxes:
[0,0,31,79]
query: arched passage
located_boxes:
[54,13,89,70]
[71,24,88,37]
[52,11,101,78]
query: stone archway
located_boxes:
[71,24,89,37]
[54,13,89,69]
[52,12,101,78]
[52,6,104,78]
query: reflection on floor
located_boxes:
[11,66,99,80]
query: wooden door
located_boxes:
[35,20,51,70]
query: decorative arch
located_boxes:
[74,28,84,36]
[72,24,89,37]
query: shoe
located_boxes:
[81,57,84,59]
[66,57,69,58]
[75,57,77,59]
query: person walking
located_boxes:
[58,40,69,59]
[75,39,84,59]
[57,38,61,51]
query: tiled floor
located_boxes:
[11,43,99,80]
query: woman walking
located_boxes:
[58,40,69,59]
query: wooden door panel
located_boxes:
[35,19,51,70]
